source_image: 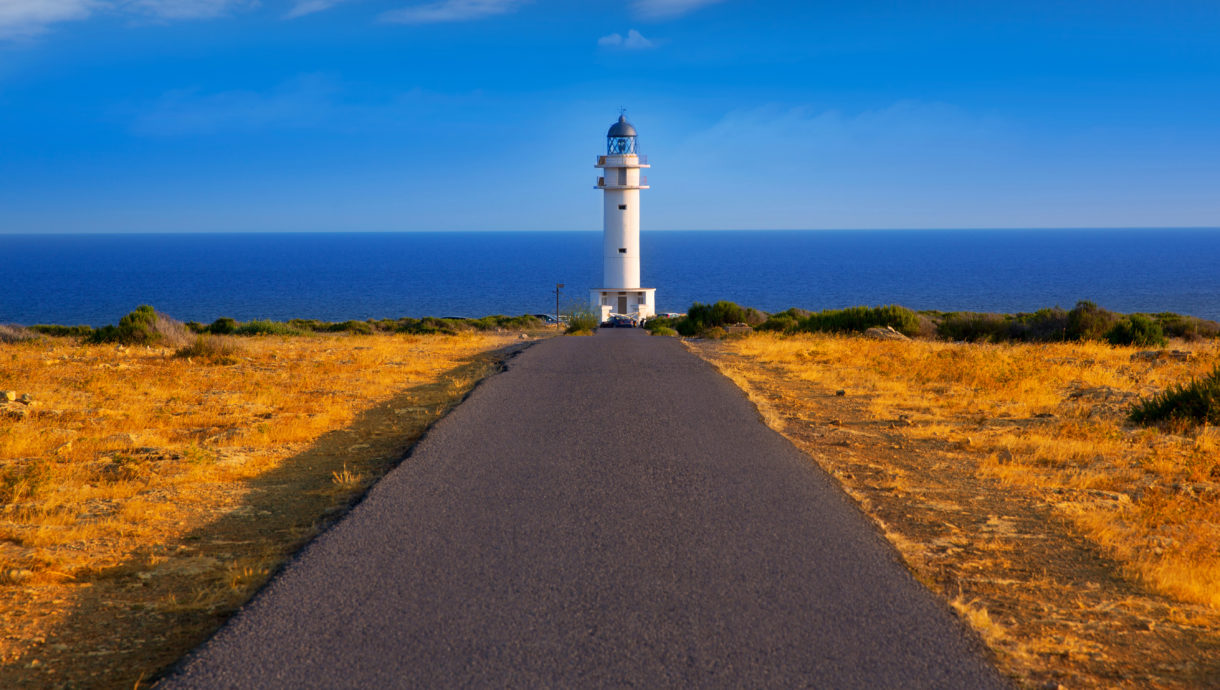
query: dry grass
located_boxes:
[722,334,1220,609]
[0,331,525,687]
[694,333,1220,688]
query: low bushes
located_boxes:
[174,335,241,364]
[28,324,93,338]
[677,301,758,336]
[87,305,192,347]
[564,305,600,334]
[1105,314,1167,347]
[799,305,921,336]
[0,324,38,344]
[1130,365,1220,428]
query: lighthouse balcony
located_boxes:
[595,155,650,169]
[596,176,649,190]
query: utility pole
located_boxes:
[554,283,564,329]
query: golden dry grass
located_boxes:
[719,333,1220,610]
[695,333,1220,687]
[0,331,524,686]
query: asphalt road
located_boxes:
[163,329,1008,688]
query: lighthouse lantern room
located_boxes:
[591,114,656,323]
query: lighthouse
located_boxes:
[591,114,656,323]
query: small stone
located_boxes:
[0,390,15,402]
[863,326,911,341]
[18,393,32,404]
[7,568,33,583]
[835,390,846,397]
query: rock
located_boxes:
[863,326,910,341]
[5,568,33,584]
[104,433,138,445]
[18,393,32,404]
[835,390,846,397]
[1132,349,1193,363]
[1,390,15,402]
[2,405,29,420]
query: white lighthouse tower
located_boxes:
[591,114,656,322]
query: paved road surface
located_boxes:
[164,329,1007,688]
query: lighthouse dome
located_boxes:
[607,115,637,138]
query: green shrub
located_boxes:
[207,317,238,335]
[28,324,93,338]
[799,305,920,336]
[1153,312,1220,341]
[1010,308,1070,342]
[682,301,750,336]
[649,326,678,336]
[1130,365,1220,428]
[756,314,800,333]
[1106,314,1167,347]
[936,312,1009,342]
[742,307,769,327]
[1066,301,1119,341]
[234,320,303,336]
[643,316,677,334]
[564,305,600,334]
[337,320,374,335]
[89,305,191,347]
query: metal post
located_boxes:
[554,283,564,329]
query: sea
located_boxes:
[2,229,1219,326]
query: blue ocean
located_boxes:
[2,229,1219,326]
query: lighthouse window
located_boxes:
[618,204,627,210]
[619,248,627,253]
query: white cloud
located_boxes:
[598,29,653,50]
[0,0,255,39]
[284,0,347,19]
[0,0,96,38]
[121,0,255,20]
[631,0,724,20]
[381,0,527,25]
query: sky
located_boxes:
[1,0,1218,232]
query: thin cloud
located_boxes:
[0,0,96,38]
[123,0,256,20]
[598,29,654,50]
[381,0,528,25]
[284,0,348,19]
[0,0,255,40]
[631,0,724,20]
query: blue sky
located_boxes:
[1,0,1218,232]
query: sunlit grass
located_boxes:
[718,333,1220,610]
[0,331,517,679]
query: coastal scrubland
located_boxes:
[0,322,533,687]
[692,325,1220,688]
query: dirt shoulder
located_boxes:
[690,335,1220,689]
[0,333,539,688]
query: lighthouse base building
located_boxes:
[591,114,655,323]
[590,287,656,324]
